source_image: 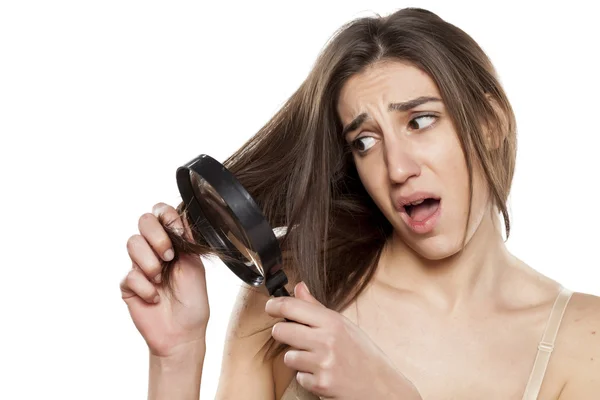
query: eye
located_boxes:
[351,136,377,153]
[408,114,438,130]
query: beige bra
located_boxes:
[281,287,573,400]
[521,286,573,399]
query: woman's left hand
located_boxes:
[265,282,422,400]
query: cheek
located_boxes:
[430,143,469,200]
[436,144,490,229]
[355,158,388,207]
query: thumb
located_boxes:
[294,282,321,305]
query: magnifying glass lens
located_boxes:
[190,170,265,276]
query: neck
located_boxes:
[378,208,514,313]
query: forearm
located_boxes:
[148,343,206,400]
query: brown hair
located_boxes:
[159,7,517,361]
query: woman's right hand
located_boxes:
[121,202,210,358]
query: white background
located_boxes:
[1,1,598,399]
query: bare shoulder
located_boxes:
[215,283,283,399]
[215,280,298,400]
[556,291,600,399]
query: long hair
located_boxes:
[159,7,517,361]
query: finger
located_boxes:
[296,371,332,398]
[271,321,319,351]
[126,234,163,283]
[293,282,321,305]
[138,212,174,263]
[152,202,190,239]
[265,296,329,327]
[283,349,320,373]
[120,265,160,304]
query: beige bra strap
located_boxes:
[521,286,573,400]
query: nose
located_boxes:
[384,140,420,184]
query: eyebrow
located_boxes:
[341,96,442,137]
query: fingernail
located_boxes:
[302,282,310,294]
[154,274,162,284]
[153,295,160,304]
[266,298,279,311]
[163,249,174,261]
[152,203,166,217]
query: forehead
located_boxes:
[337,61,441,120]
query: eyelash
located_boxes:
[350,114,439,153]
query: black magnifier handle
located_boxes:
[272,286,289,298]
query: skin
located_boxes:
[121,61,600,399]
[333,61,600,398]
[122,204,209,399]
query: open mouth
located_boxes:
[403,198,441,222]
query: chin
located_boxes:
[395,230,465,261]
[415,238,464,260]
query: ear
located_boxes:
[482,93,509,150]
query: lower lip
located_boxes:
[399,201,442,235]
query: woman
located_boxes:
[121,7,600,399]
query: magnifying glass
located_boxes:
[176,154,290,298]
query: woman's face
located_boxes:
[337,61,491,260]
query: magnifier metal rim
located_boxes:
[176,154,283,287]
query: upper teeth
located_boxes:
[409,199,425,206]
